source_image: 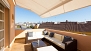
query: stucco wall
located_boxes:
[5,8,9,47]
[46,28,91,51]
[15,30,24,37]
[15,29,44,39]
[7,0,15,47]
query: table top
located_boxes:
[31,40,46,48]
[37,45,58,51]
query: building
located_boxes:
[0,0,15,51]
[39,21,91,32]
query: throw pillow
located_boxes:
[43,30,48,35]
[27,32,33,37]
[62,36,72,43]
[49,32,54,37]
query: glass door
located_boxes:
[0,3,4,51]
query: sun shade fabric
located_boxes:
[15,0,91,18]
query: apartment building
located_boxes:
[0,0,15,51]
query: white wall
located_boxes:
[15,29,45,39]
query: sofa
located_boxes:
[42,31,77,51]
[25,30,77,51]
[25,31,44,43]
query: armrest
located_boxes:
[25,33,28,38]
[64,41,73,45]
[25,33,28,44]
[65,39,77,51]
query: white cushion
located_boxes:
[28,37,37,40]
[36,32,42,34]
[54,34,62,41]
[28,32,33,37]
[43,30,48,35]
[28,32,44,40]
[37,45,58,51]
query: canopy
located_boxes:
[15,0,91,18]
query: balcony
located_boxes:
[5,29,50,51]
[4,28,91,51]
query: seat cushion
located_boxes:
[44,35,65,49]
[28,32,44,40]
[28,37,37,40]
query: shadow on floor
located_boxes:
[14,38,25,44]
[10,38,50,51]
[24,44,32,51]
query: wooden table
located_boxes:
[31,40,47,51]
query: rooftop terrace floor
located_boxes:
[11,38,31,51]
[6,38,50,51]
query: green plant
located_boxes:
[17,25,20,28]
[27,26,30,28]
[30,26,34,29]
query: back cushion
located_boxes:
[54,33,62,41]
[61,35,64,41]
[36,32,42,35]
[33,32,43,38]
[27,32,33,37]
[47,31,50,35]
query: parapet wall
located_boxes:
[46,28,91,51]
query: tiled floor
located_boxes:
[10,39,31,51]
[9,38,50,51]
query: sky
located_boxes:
[15,6,91,23]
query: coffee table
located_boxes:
[31,40,47,51]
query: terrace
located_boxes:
[6,29,51,51]
[0,0,91,51]
[4,28,91,51]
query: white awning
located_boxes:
[15,0,91,18]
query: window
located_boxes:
[0,3,4,51]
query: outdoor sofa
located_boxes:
[25,30,77,51]
[42,31,77,51]
[25,31,44,43]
